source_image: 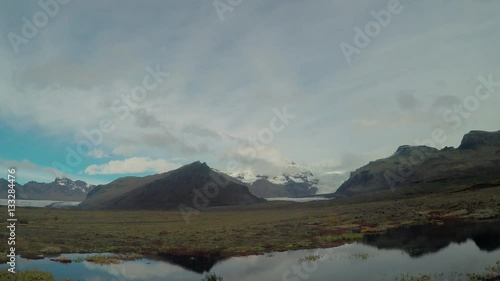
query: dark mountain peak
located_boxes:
[1,177,95,201]
[54,177,73,183]
[459,130,500,149]
[393,145,438,156]
[188,160,208,167]
[80,161,264,210]
[174,161,211,173]
[336,129,500,196]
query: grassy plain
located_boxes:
[0,185,499,259]
[0,185,500,280]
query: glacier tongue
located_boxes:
[227,161,350,194]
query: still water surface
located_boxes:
[0,199,80,208]
[2,222,499,281]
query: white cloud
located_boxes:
[84,157,181,175]
[1,0,500,180]
[0,159,60,183]
[84,260,185,280]
[88,148,109,159]
[112,145,135,156]
[0,159,99,184]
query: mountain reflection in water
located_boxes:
[363,221,500,257]
[1,222,499,281]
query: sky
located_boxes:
[0,0,499,184]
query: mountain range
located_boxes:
[0,178,95,201]
[2,130,500,207]
[230,162,349,198]
[79,161,264,210]
[0,163,347,203]
[335,130,500,196]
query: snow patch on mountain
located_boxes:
[229,162,343,193]
[54,178,95,192]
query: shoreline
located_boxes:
[1,186,499,266]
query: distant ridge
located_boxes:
[0,178,95,201]
[335,130,500,196]
[79,161,265,210]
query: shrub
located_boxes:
[0,270,55,281]
[40,246,61,256]
[299,255,321,263]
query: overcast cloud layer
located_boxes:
[0,0,499,184]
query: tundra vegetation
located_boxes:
[0,182,499,280]
[0,184,499,259]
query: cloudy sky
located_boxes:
[1,0,499,184]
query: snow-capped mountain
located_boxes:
[230,162,315,184]
[0,178,96,201]
[229,162,349,197]
[55,178,94,193]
